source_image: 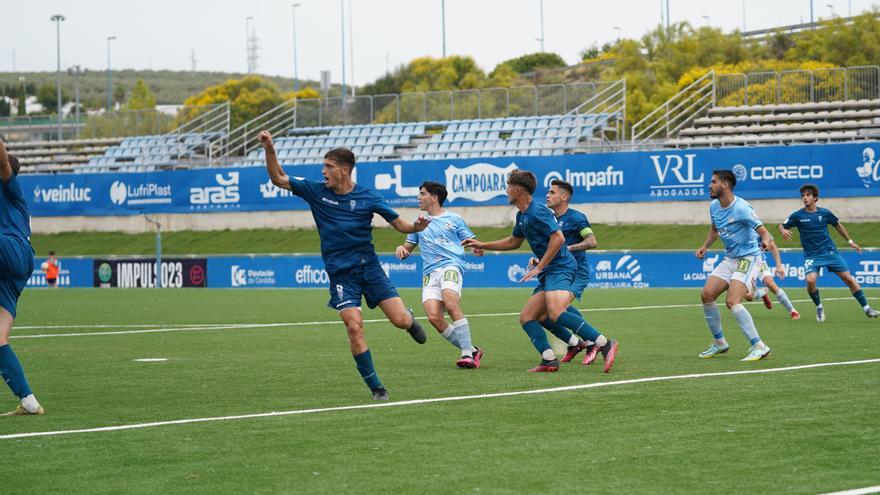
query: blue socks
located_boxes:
[540,318,574,343]
[0,344,32,399]
[809,290,822,307]
[853,290,869,308]
[554,311,601,342]
[353,350,383,392]
[521,320,552,354]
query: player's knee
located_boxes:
[389,311,412,329]
[700,290,715,304]
[427,312,446,330]
[547,307,564,322]
[724,297,738,310]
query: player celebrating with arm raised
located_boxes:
[396,181,482,369]
[260,131,429,401]
[778,183,879,321]
[696,170,774,362]
[0,139,44,416]
[463,170,618,373]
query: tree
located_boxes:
[126,79,157,110]
[36,83,68,113]
[181,75,286,129]
[113,85,126,108]
[494,52,566,74]
[17,83,26,116]
[0,99,10,117]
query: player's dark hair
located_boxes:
[551,179,574,198]
[713,169,737,189]
[420,181,448,206]
[799,183,819,198]
[324,148,355,170]
[507,169,536,195]
[8,154,20,177]
[49,250,55,256]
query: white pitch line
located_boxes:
[818,486,880,495]
[10,296,873,340]
[1,357,878,441]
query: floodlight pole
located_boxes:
[144,215,162,288]
[51,14,65,140]
[441,0,447,57]
[539,0,545,52]
[106,36,116,111]
[292,3,300,93]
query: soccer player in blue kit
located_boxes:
[395,181,482,368]
[778,183,879,321]
[0,139,44,416]
[532,179,601,365]
[463,170,618,373]
[695,170,775,362]
[260,131,429,401]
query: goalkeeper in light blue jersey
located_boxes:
[396,181,483,368]
[695,170,775,363]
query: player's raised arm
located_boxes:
[832,222,862,253]
[259,130,290,190]
[695,224,718,259]
[0,139,12,182]
[462,235,524,252]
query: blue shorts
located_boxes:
[327,261,400,311]
[0,234,34,319]
[805,253,850,275]
[570,267,590,300]
[533,268,575,295]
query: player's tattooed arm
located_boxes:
[568,229,597,252]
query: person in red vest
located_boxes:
[44,251,59,288]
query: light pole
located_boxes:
[701,15,710,26]
[613,26,621,41]
[245,16,254,74]
[538,0,545,52]
[340,0,346,104]
[51,14,65,140]
[106,36,116,112]
[441,0,447,57]
[68,65,82,138]
[742,0,746,31]
[826,3,834,16]
[292,3,300,93]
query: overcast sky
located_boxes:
[3,0,876,87]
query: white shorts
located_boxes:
[422,266,464,303]
[757,257,773,280]
[710,254,762,292]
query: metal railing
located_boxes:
[631,71,716,144]
[539,79,626,149]
[289,82,600,129]
[715,65,880,106]
[208,99,297,163]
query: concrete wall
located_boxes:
[32,197,880,234]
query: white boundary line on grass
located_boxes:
[1,357,878,440]
[10,296,872,339]
[818,486,880,495]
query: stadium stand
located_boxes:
[82,132,225,173]
[5,138,123,173]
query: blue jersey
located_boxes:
[406,210,475,276]
[555,208,592,274]
[710,196,762,258]
[782,207,840,258]
[288,176,399,275]
[0,175,31,241]
[512,199,577,272]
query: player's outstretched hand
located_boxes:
[780,227,793,241]
[462,238,483,250]
[472,248,485,256]
[519,265,541,283]
[412,215,431,232]
[258,130,274,151]
[695,246,707,259]
[526,257,539,270]
[774,265,786,279]
[850,241,863,254]
[395,245,410,260]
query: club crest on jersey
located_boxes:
[350,200,357,210]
